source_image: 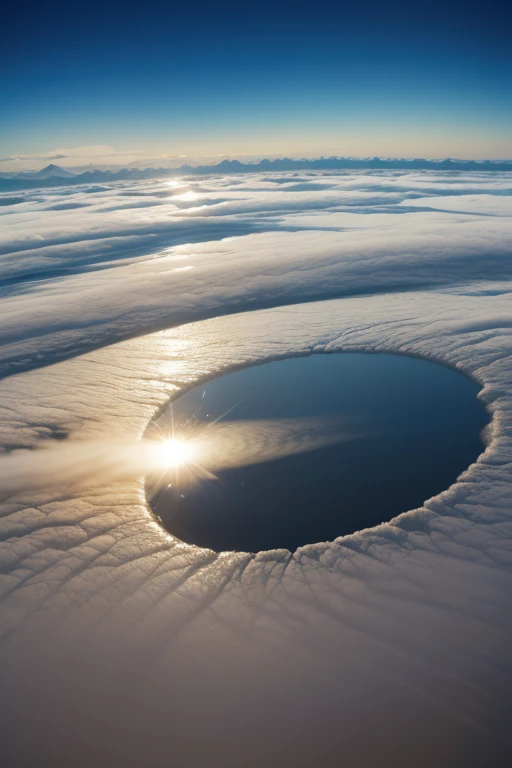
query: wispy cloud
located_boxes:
[0,153,67,162]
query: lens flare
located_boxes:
[157,438,194,468]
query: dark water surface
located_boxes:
[147,354,489,553]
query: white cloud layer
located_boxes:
[0,170,511,376]
[0,169,511,766]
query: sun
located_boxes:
[157,438,194,468]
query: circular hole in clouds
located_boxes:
[145,353,489,553]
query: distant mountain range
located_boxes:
[15,163,76,180]
[1,157,511,192]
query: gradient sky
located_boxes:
[2,0,511,165]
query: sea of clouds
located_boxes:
[0,170,511,767]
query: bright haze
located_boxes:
[2,0,511,168]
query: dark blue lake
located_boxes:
[147,353,489,553]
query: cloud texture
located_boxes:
[0,170,511,376]
[0,170,511,766]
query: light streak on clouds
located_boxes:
[0,418,354,501]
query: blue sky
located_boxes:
[2,0,511,163]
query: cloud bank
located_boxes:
[0,170,511,377]
[0,169,511,766]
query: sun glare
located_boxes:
[158,438,194,468]
[174,191,198,201]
